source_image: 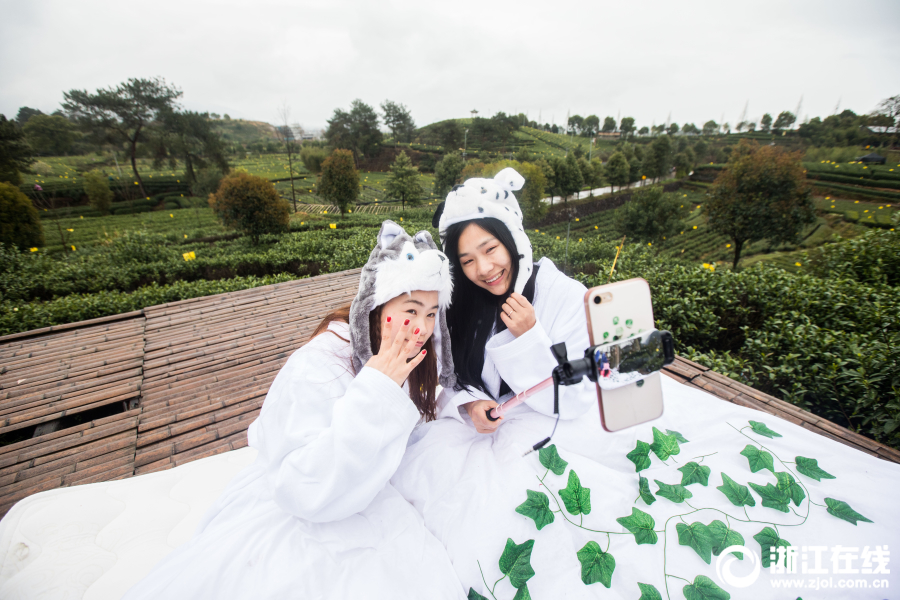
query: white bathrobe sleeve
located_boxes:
[249,329,421,523]
[483,266,596,419]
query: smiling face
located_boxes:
[456,222,513,296]
[379,290,440,358]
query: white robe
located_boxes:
[438,256,596,421]
[122,322,465,600]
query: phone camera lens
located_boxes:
[593,295,602,304]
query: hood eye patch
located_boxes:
[406,253,415,260]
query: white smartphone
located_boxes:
[584,278,665,432]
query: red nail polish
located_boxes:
[422,349,427,355]
[386,316,391,323]
[403,319,410,325]
[413,328,420,334]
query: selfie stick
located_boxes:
[485,332,675,455]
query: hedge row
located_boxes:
[808,172,900,190]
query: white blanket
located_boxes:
[392,375,900,599]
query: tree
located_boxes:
[16,107,43,126]
[583,115,600,137]
[674,147,696,177]
[0,182,43,250]
[0,115,33,184]
[275,104,300,211]
[84,170,113,214]
[156,109,230,192]
[208,172,289,244]
[567,114,584,136]
[772,111,796,133]
[385,151,422,210]
[616,186,688,244]
[694,139,709,162]
[682,123,699,135]
[552,153,584,204]
[431,120,464,150]
[23,114,79,155]
[581,157,604,195]
[605,152,630,191]
[707,140,816,270]
[620,117,635,138]
[645,135,673,182]
[318,149,359,216]
[63,77,181,198]
[381,101,416,143]
[324,100,382,163]
[602,116,617,133]
[433,152,465,198]
[702,120,718,136]
[637,126,649,136]
[518,161,548,225]
[667,122,679,135]
[760,113,773,133]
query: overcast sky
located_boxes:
[2,0,898,132]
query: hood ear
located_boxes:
[413,230,436,249]
[493,167,525,192]
[431,201,445,229]
[378,220,404,248]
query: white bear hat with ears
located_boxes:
[433,167,533,294]
[349,220,456,388]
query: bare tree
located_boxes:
[275,103,300,212]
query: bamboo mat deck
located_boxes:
[1,267,898,518]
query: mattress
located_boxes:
[0,447,258,600]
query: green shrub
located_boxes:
[299,147,328,174]
[192,168,224,197]
[615,186,689,244]
[83,170,113,215]
[844,210,860,222]
[0,182,43,249]
[806,221,900,286]
[208,172,290,243]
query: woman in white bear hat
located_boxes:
[433,167,597,432]
[122,220,465,599]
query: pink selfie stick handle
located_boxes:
[486,376,554,421]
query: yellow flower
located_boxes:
[578,238,582,242]
[575,218,579,221]
[184,234,188,238]
[864,210,868,213]
[879,206,883,209]
[855,201,859,204]
[795,262,802,267]
[825,197,830,200]
[594,226,598,229]
[329,223,337,229]
[170,214,174,218]
[300,222,305,225]
[642,175,646,180]
[693,225,697,229]
[71,245,76,251]
[182,251,196,261]
[323,210,327,214]
[400,217,403,221]
[647,242,652,246]
[726,244,731,248]
[134,182,138,185]
[66,228,74,232]
[80,216,83,219]
[348,210,352,213]
[29,247,38,252]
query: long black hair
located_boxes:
[444,217,534,398]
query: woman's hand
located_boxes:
[464,399,503,434]
[499,292,536,338]
[365,317,427,388]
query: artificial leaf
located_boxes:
[707,520,744,559]
[559,470,591,516]
[716,473,756,507]
[638,476,656,505]
[824,498,873,525]
[626,440,652,472]
[676,521,713,564]
[637,582,663,600]
[774,471,805,507]
[467,589,488,600]
[748,482,790,513]
[678,461,711,486]
[740,445,775,473]
[682,575,731,600]
[512,584,531,600]
[654,479,693,503]
[753,527,790,568]
[748,420,782,439]
[515,490,555,530]
[538,444,568,476]
[650,426,680,461]
[616,507,658,545]
[795,456,836,481]
[666,429,690,443]
[576,540,616,587]
[498,538,535,589]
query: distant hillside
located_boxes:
[210,119,278,143]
